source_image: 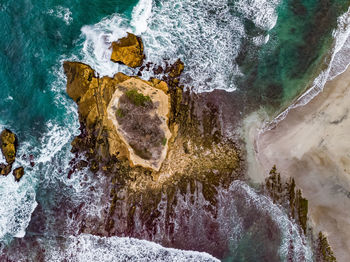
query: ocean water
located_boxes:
[0,0,349,261]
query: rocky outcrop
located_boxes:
[110,33,145,68]
[0,129,25,181]
[107,78,171,170]
[13,167,24,182]
[0,129,17,176]
[265,166,336,261]
[63,61,172,170]
[1,129,17,165]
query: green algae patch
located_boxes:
[125,89,152,107]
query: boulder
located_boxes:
[0,163,12,176]
[0,129,17,165]
[13,166,24,182]
[110,33,145,68]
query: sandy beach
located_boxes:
[250,66,350,261]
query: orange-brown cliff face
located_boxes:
[110,32,145,68]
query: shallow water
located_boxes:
[0,0,349,261]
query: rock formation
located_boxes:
[0,129,17,176]
[64,33,242,256]
[265,166,336,261]
[13,167,24,182]
[1,129,17,165]
[0,129,25,181]
[110,32,144,68]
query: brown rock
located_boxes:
[0,129,17,165]
[63,62,97,103]
[13,166,24,182]
[167,59,184,78]
[110,33,144,68]
[0,163,12,176]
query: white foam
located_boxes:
[45,234,219,262]
[229,181,313,261]
[234,0,280,30]
[47,6,73,25]
[78,0,280,93]
[0,175,37,240]
[131,0,153,35]
[80,16,133,77]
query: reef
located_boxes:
[0,129,25,181]
[265,166,336,262]
[64,33,242,256]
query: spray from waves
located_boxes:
[260,7,350,133]
[41,234,219,262]
[78,0,280,92]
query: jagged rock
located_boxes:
[316,232,337,262]
[0,129,17,165]
[0,163,12,176]
[265,166,336,260]
[110,33,145,68]
[13,167,24,182]
[166,59,184,78]
[265,165,308,233]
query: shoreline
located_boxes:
[251,65,350,261]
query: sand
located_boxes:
[249,66,350,261]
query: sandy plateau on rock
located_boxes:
[107,78,171,171]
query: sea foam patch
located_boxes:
[79,0,280,93]
[45,234,219,262]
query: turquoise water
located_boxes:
[0,0,349,261]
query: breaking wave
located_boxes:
[44,234,219,262]
[79,0,280,92]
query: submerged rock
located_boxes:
[110,32,145,68]
[0,129,17,165]
[13,167,24,182]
